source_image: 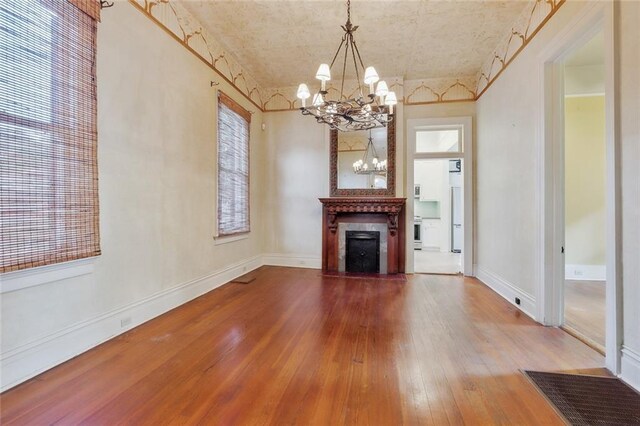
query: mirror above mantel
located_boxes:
[330,118,396,197]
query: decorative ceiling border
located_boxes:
[475,0,566,97]
[127,0,565,113]
[404,77,476,106]
[261,78,404,112]
[128,0,264,111]
[260,76,478,112]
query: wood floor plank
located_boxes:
[0,266,605,425]
[565,279,606,348]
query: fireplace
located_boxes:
[319,197,406,275]
[345,231,380,273]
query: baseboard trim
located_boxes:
[262,253,321,269]
[565,264,606,281]
[474,265,536,320]
[621,345,640,392]
[0,255,263,392]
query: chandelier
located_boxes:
[353,130,387,174]
[296,0,397,132]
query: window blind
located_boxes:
[0,0,100,273]
[217,92,250,237]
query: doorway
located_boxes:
[413,158,462,274]
[406,117,473,276]
[562,30,606,352]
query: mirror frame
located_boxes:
[329,118,396,197]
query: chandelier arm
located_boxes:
[329,35,347,70]
[351,39,367,72]
[370,138,379,159]
[340,36,350,100]
[363,140,371,165]
[349,34,364,96]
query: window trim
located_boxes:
[213,233,249,245]
[0,256,96,294]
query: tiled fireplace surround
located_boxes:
[319,198,406,275]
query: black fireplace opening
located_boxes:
[345,231,380,274]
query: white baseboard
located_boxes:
[262,253,321,269]
[565,264,606,281]
[474,265,536,320]
[0,255,263,392]
[621,345,640,392]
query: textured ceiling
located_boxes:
[182,0,530,89]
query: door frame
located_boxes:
[538,1,621,373]
[406,116,473,275]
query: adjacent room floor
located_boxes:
[414,249,461,274]
[564,279,606,350]
[0,267,605,425]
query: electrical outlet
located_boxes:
[574,269,584,276]
[120,317,132,328]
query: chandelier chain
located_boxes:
[347,0,351,24]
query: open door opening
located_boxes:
[413,158,463,275]
[406,116,473,277]
[562,30,606,353]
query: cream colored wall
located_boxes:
[618,0,640,377]
[1,1,265,359]
[262,111,328,259]
[565,96,606,266]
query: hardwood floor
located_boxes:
[1,267,605,425]
[564,279,606,350]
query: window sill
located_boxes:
[214,233,249,246]
[0,257,97,294]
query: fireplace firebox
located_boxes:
[345,231,380,273]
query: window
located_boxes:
[0,0,100,273]
[416,127,462,153]
[217,92,250,237]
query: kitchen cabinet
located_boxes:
[415,160,443,201]
[421,219,440,249]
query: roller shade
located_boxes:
[0,0,100,273]
[217,92,250,237]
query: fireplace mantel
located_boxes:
[319,198,406,274]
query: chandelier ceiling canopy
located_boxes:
[296,0,397,132]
